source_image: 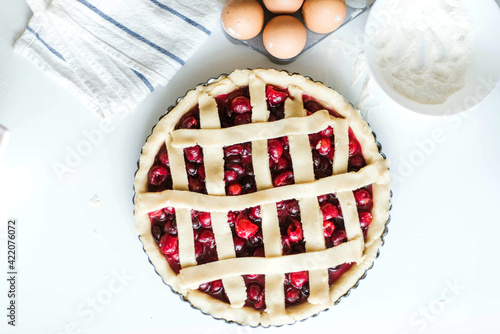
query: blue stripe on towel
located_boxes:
[131,68,154,92]
[149,0,211,35]
[27,26,154,93]
[75,0,185,66]
[27,26,66,62]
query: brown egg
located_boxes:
[262,15,307,60]
[263,0,304,14]
[302,0,347,34]
[221,0,265,40]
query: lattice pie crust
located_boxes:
[134,69,391,326]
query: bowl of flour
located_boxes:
[364,0,500,115]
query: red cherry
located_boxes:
[224,170,238,182]
[312,151,329,171]
[290,271,309,288]
[198,164,206,179]
[191,209,200,219]
[148,166,169,186]
[233,236,246,253]
[227,163,245,175]
[163,220,177,236]
[158,234,178,255]
[234,112,251,125]
[281,136,289,149]
[170,250,180,262]
[354,189,372,206]
[285,201,300,216]
[185,145,202,162]
[281,235,291,255]
[194,241,204,259]
[181,116,198,129]
[226,155,242,164]
[148,209,165,219]
[247,283,263,302]
[327,147,335,162]
[275,157,289,171]
[304,100,322,113]
[269,157,275,169]
[329,263,353,283]
[152,226,164,243]
[321,203,339,220]
[186,162,198,176]
[241,142,251,156]
[266,85,287,106]
[315,137,332,155]
[285,288,301,304]
[268,139,284,162]
[331,230,347,247]
[319,126,333,137]
[235,215,259,239]
[317,194,329,203]
[309,133,319,147]
[276,200,286,211]
[151,226,162,243]
[227,211,237,225]
[210,279,223,293]
[359,211,372,228]
[243,160,254,173]
[323,220,335,237]
[198,212,212,228]
[158,147,169,165]
[249,206,261,220]
[350,155,365,169]
[188,176,204,193]
[230,96,252,114]
[287,219,303,243]
[254,296,265,309]
[273,170,294,187]
[198,229,215,246]
[349,138,359,156]
[227,182,243,196]
[224,144,243,156]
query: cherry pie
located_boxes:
[134,69,391,326]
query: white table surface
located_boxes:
[1,1,500,334]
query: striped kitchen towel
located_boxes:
[14,0,221,118]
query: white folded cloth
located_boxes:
[14,0,221,118]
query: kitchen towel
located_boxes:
[14,0,221,118]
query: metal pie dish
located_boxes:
[133,69,392,327]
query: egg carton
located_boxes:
[223,0,376,64]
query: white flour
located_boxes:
[372,0,475,104]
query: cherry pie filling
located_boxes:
[147,85,373,310]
